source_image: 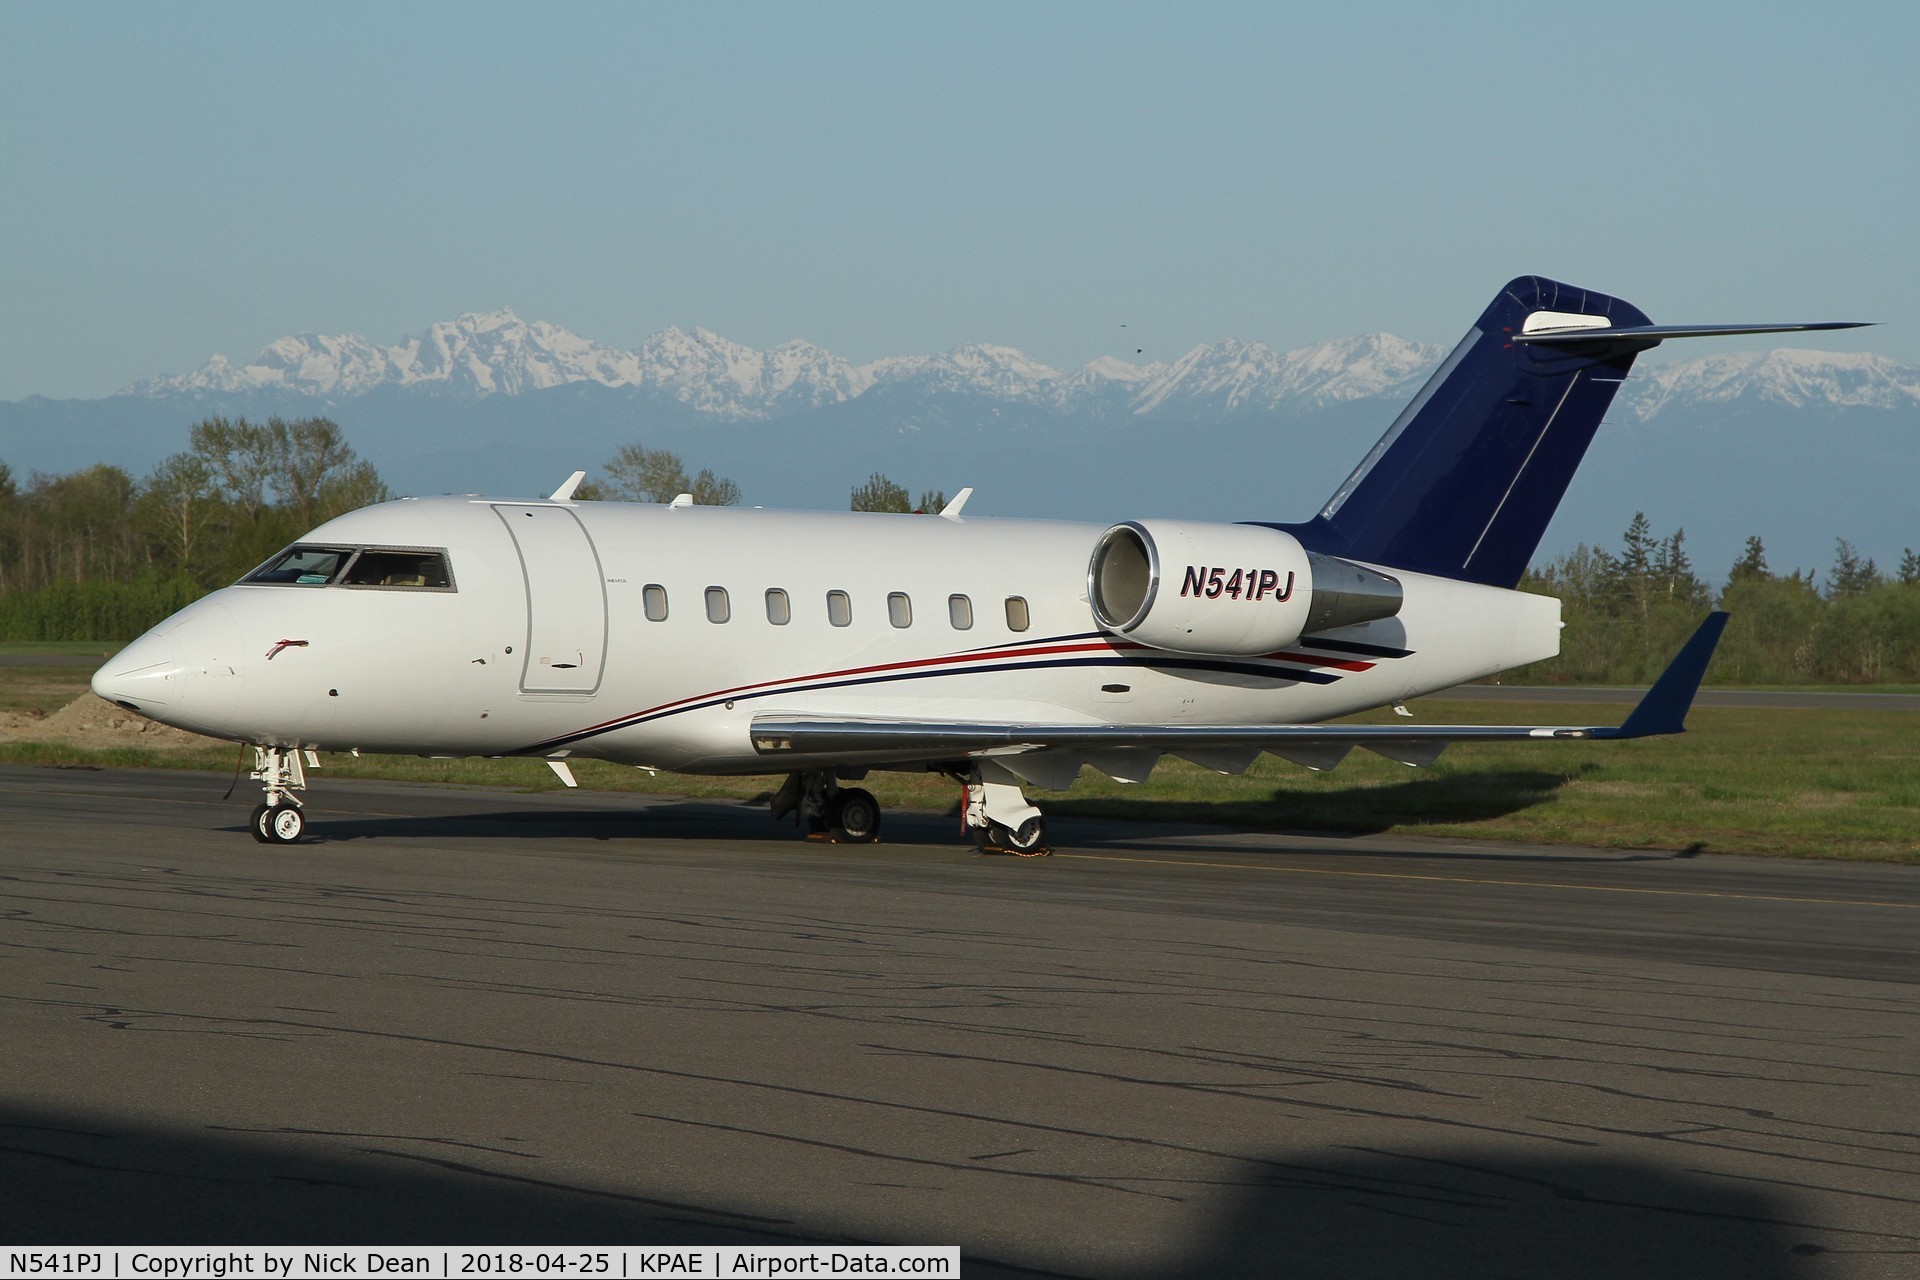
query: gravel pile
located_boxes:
[0,694,224,750]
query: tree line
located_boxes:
[1520,514,1920,684]
[571,443,946,514]
[5,425,1914,686]
[0,429,951,640]
[0,417,387,640]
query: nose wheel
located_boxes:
[251,802,306,844]
[248,745,312,844]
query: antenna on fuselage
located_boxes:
[548,470,587,502]
[940,487,974,521]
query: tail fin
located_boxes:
[1271,276,1651,588]
[1267,278,1866,587]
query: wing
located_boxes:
[751,613,1729,773]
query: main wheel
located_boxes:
[828,787,881,843]
[1002,816,1049,856]
[254,803,305,844]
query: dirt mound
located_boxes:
[0,694,225,750]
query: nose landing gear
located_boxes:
[248,745,309,844]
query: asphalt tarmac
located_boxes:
[2,764,1915,1277]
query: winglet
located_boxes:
[1598,611,1730,739]
[549,470,587,501]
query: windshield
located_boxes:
[242,545,455,590]
[341,550,452,589]
[244,546,356,585]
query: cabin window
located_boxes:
[827,590,852,627]
[643,584,668,621]
[340,549,453,590]
[765,588,791,625]
[243,545,356,586]
[948,594,973,630]
[705,586,731,623]
[888,592,912,628]
[1005,596,1030,632]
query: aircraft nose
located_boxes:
[92,628,183,710]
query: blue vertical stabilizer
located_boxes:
[1264,276,1653,588]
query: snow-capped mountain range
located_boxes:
[1620,349,1920,418]
[123,307,1460,419]
[9,306,1909,580]
[120,307,1918,421]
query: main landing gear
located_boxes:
[960,761,1051,857]
[770,762,1052,856]
[770,770,881,844]
[249,745,310,844]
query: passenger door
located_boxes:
[493,505,607,695]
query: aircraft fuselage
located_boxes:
[97,496,1559,774]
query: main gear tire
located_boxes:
[1001,816,1049,856]
[828,788,881,844]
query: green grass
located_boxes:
[0,665,103,712]
[1708,683,1920,695]
[1042,702,1920,862]
[1469,677,1920,695]
[4,697,1915,863]
[0,641,119,658]
[0,641,116,713]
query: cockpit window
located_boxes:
[244,546,356,586]
[341,550,453,590]
[241,545,455,591]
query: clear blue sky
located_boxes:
[1,1,1911,399]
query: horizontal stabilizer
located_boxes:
[1517,321,1869,348]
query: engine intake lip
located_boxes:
[1088,522,1160,633]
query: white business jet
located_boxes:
[92,278,1863,851]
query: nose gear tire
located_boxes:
[252,803,306,844]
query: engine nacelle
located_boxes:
[1087,519,1403,656]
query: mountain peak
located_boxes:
[448,306,523,330]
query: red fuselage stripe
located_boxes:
[561,638,1377,738]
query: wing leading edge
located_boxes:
[750,613,1729,766]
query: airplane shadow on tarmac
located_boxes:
[0,1102,1824,1279]
[267,764,1697,867]
[1049,766,1591,836]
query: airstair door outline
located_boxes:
[493,505,607,695]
